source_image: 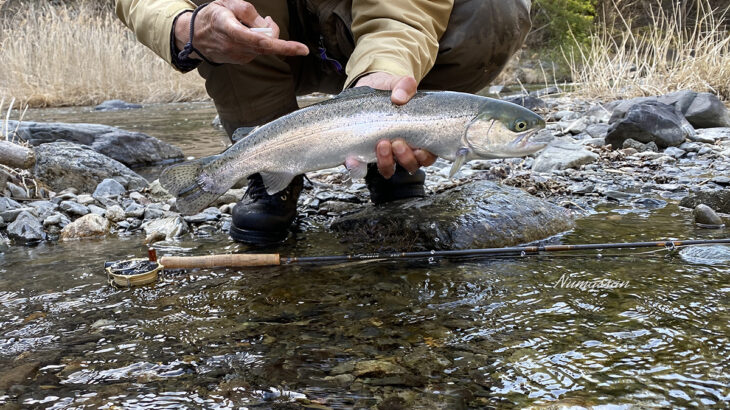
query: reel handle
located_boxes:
[159,253,281,269]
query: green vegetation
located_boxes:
[530,0,596,48]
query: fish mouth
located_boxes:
[508,128,547,152]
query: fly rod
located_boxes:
[157,238,730,269]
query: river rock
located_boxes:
[502,95,546,110]
[146,179,173,201]
[28,200,58,220]
[3,120,183,167]
[124,202,145,218]
[59,200,89,216]
[0,197,23,221]
[93,178,126,198]
[94,99,142,111]
[533,141,599,172]
[693,127,730,143]
[7,211,44,243]
[6,182,27,199]
[141,216,189,240]
[680,189,730,214]
[33,141,148,192]
[105,205,126,222]
[330,181,574,250]
[60,213,110,240]
[681,92,730,128]
[622,138,658,152]
[663,146,686,158]
[693,204,723,226]
[606,101,693,148]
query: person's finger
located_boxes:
[391,76,417,105]
[413,149,437,167]
[223,24,308,56]
[265,16,280,39]
[221,0,268,28]
[392,139,419,173]
[376,140,395,179]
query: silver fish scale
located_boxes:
[204,89,485,193]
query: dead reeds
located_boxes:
[567,0,730,101]
[0,1,207,107]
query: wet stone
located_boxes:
[6,182,28,199]
[141,216,189,240]
[75,194,95,206]
[693,204,724,226]
[43,212,70,227]
[331,180,574,250]
[533,141,599,172]
[184,207,221,224]
[0,197,23,222]
[59,200,89,216]
[680,189,730,214]
[28,201,57,220]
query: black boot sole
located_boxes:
[229,225,288,245]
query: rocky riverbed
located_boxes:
[1,90,729,250]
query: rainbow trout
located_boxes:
[160,87,546,215]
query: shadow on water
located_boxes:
[1,202,729,408]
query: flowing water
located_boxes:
[1,104,728,408]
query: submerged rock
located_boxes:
[679,245,730,265]
[3,120,183,166]
[33,141,148,192]
[60,214,110,240]
[94,99,142,111]
[331,181,574,250]
[141,216,189,241]
[693,204,724,226]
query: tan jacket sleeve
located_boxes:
[115,0,195,67]
[345,0,454,88]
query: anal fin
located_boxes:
[260,171,296,195]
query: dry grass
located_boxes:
[0,1,207,107]
[567,0,730,101]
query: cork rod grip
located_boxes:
[159,253,281,269]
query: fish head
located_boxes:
[465,101,547,159]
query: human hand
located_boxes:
[173,0,309,65]
[354,72,437,179]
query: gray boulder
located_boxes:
[533,140,599,172]
[7,211,44,243]
[2,120,183,167]
[59,200,90,216]
[330,181,574,250]
[606,101,693,148]
[33,141,148,193]
[680,189,730,214]
[0,197,23,222]
[94,99,142,111]
[610,91,730,129]
[682,92,730,128]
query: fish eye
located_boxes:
[513,119,528,132]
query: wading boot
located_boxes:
[230,173,304,245]
[364,163,426,204]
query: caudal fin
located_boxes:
[159,160,221,215]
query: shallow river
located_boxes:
[0,104,728,408]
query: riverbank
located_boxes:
[1,90,728,250]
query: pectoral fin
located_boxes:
[260,171,296,195]
[345,156,368,181]
[449,148,471,178]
